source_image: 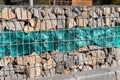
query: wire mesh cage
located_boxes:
[0,5,119,80]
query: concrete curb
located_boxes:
[29,67,120,80]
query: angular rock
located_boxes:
[24,25,34,33]
[41,14,55,30]
[51,51,67,63]
[64,69,70,74]
[28,19,36,27]
[0,21,6,32]
[40,53,51,60]
[0,57,14,66]
[15,8,32,20]
[55,62,64,74]
[0,8,15,20]
[30,8,43,19]
[42,58,56,70]
[95,8,102,17]
[82,11,89,18]
[26,63,42,78]
[0,63,14,76]
[57,15,66,28]
[89,11,98,18]
[75,16,88,27]
[5,20,25,31]
[103,7,111,16]
[72,7,81,15]
[88,18,97,28]
[79,46,89,52]
[66,17,76,28]
[76,53,85,65]
[53,7,64,15]
[68,51,78,56]
[105,17,111,26]
[70,68,78,73]
[41,8,51,17]
[14,65,26,73]
[82,65,92,71]
[48,13,57,29]
[50,68,56,76]
[97,18,105,27]
[16,52,41,66]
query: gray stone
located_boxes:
[89,11,98,18]
[76,53,85,65]
[57,15,66,28]
[72,7,81,15]
[0,63,14,76]
[72,68,116,80]
[50,68,56,76]
[88,18,97,28]
[42,70,51,77]
[51,51,67,63]
[56,62,64,74]
[5,20,25,31]
[97,18,105,27]
[53,7,64,15]
[30,8,43,19]
[41,8,52,17]
[48,13,57,29]
[5,73,26,80]
[95,8,102,17]
[103,7,111,16]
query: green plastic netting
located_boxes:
[0,26,120,58]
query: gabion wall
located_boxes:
[0,5,119,80]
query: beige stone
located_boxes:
[105,17,111,26]
[26,63,42,78]
[40,53,51,60]
[15,8,32,20]
[67,17,76,28]
[40,15,55,30]
[42,58,56,70]
[85,55,93,65]
[0,57,14,66]
[79,46,89,52]
[28,19,36,27]
[70,68,78,73]
[0,8,15,20]
[111,59,117,67]
[16,52,41,66]
[82,65,92,71]
[68,51,77,56]
[64,69,71,74]
[24,25,34,33]
[75,16,88,27]
[70,65,77,69]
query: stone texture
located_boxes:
[15,8,32,20]
[28,19,36,27]
[30,8,43,19]
[0,57,14,66]
[75,16,88,27]
[40,53,51,60]
[0,63,14,76]
[26,63,42,78]
[57,15,66,28]
[42,58,56,70]
[66,17,76,28]
[0,8,15,20]
[53,7,64,15]
[5,20,25,31]
[16,52,41,66]
[24,25,34,33]
[14,65,26,73]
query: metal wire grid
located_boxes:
[0,5,119,80]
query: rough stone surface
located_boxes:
[0,8,15,20]
[15,8,32,20]
[5,21,25,31]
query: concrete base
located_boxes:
[29,67,120,80]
